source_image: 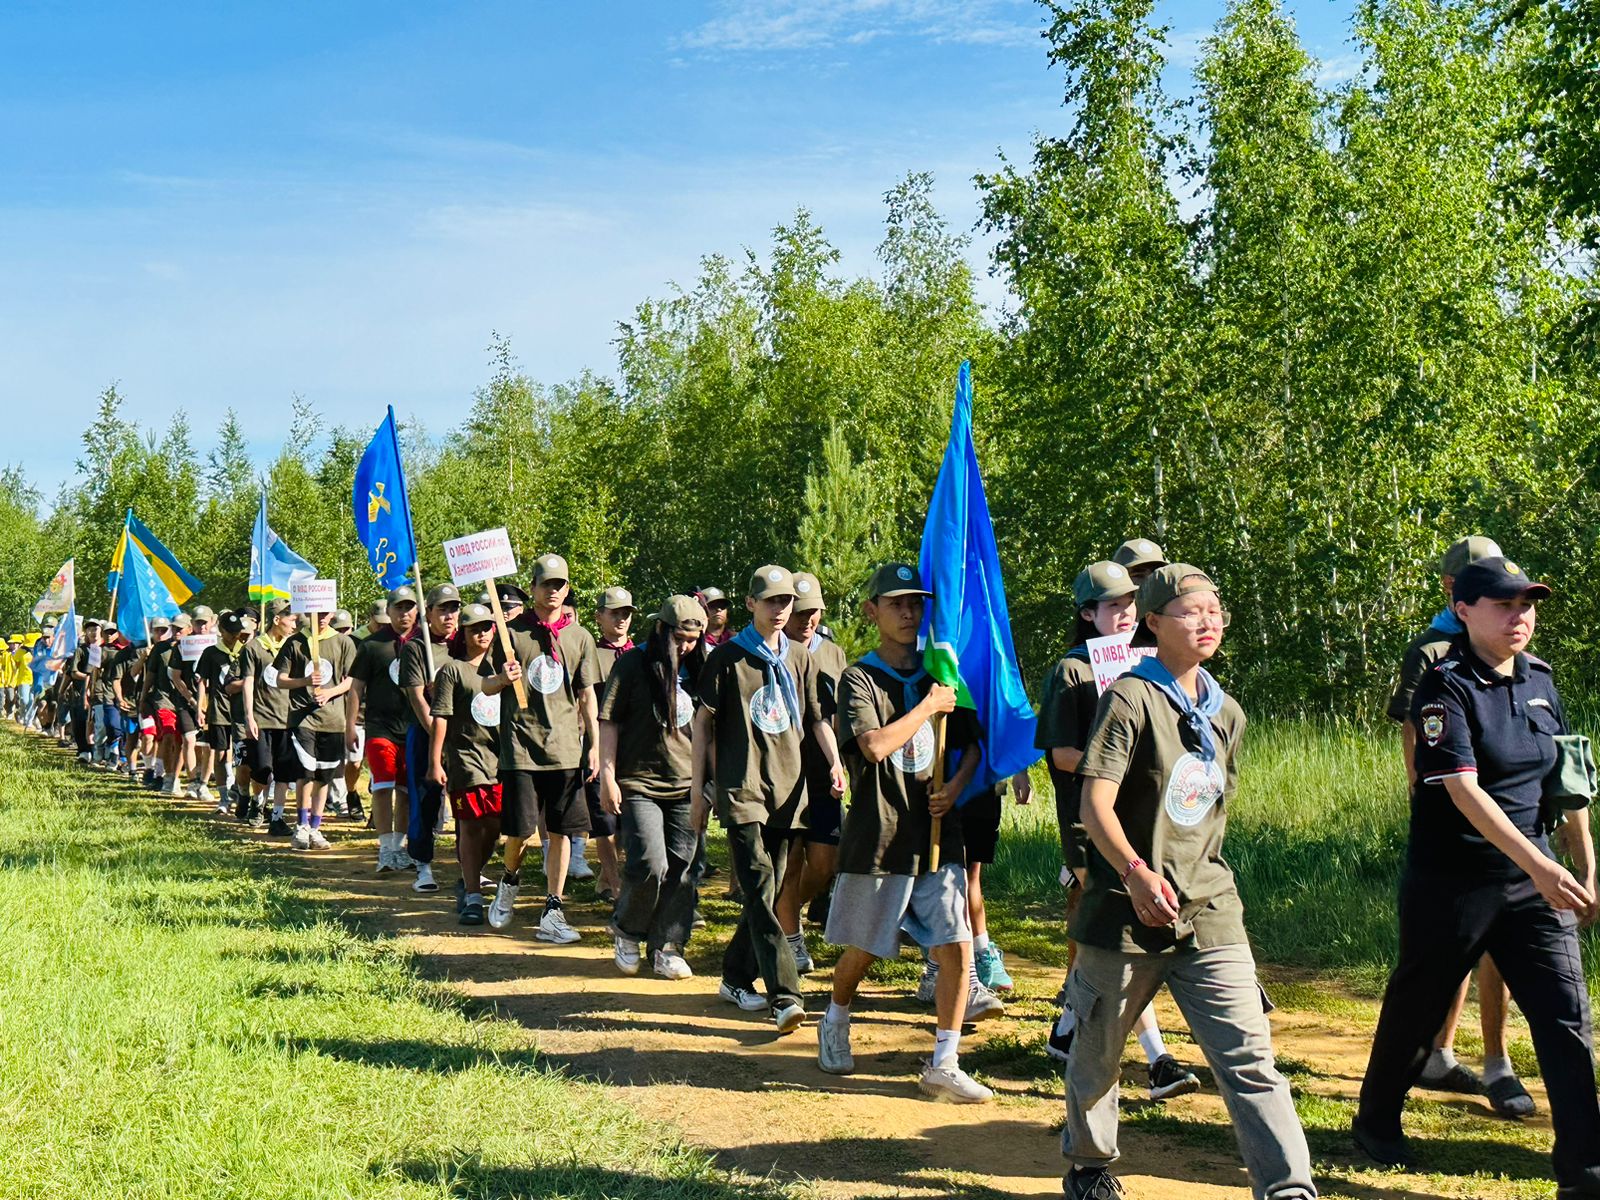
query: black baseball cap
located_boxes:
[1453,557,1551,605]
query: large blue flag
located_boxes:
[48,602,78,668]
[250,491,316,605]
[107,509,203,604]
[918,360,1041,802]
[116,537,181,644]
[352,406,417,588]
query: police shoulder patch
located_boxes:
[1419,702,1447,747]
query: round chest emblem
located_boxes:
[388,659,401,685]
[749,683,792,735]
[470,690,501,727]
[675,686,694,728]
[528,655,564,695]
[892,719,936,774]
[316,658,334,685]
[1163,752,1225,828]
[262,665,279,689]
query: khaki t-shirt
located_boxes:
[351,627,422,744]
[598,647,695,801]
[104,644,141,708]
[196,641,244,728]
[1386,625,1452,724]
[431,657,502,792]
[498,623,599,771]
[1072,673,1248,955]
[242,636,291,730]
[273,631,357,735]
[698,638,823,830]
[835,661,980,876]
[802,635,850,803]
[1035,649,1096,831]
[146,642,180,712]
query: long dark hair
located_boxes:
[1069,607,1099,649]
[646,620,707,733]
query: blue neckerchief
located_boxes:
[1430,607,1464,636]
[806,633,822,653]
[1129,656,1226,762]
[1067,644,1091,661]
[861,650,927,713]
[732,624,800,726]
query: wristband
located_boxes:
[1120,857,1147,884]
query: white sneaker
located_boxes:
[918,1061,993,1103]
[308,829,331,851]
[718,981,767,1012]
[965,980,1005,1022]
[290,825,312,851]
[413,863,438,893]
[772,999,806,1035]
[195,784,216,805]
[487,880,519,930]
[818,1016,854,1074]
[653,947,692,980]
[613,932,642,975]
[376,848,394,873]
[788,933,814,974]
[392,848,418,871]
[537,906,581,944]
[915,960,939,1004]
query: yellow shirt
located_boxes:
[0,653,14,687]
[12,646,32,685]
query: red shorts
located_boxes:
[451,783,503,821]
[152,708,179,743]
[365,737,406,789]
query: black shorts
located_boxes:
[202,722,233,752]
[1051,768,1088,872]
[176,704,199,736]
[500,768,588,838]
[584,779,619,838]
[246,727,299,785]
[292,727,344,785]
[803,783,841,846]
[963,785,1003,865]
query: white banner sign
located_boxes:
[1086,632,1157,695]
[443,527,517,587]
[180,633,218,663]
[86,643,102,669]
[289,578,339,614]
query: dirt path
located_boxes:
[125,771,1560,1200]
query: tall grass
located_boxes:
[985,718,1600,996]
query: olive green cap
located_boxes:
[596,586,635,612]
[368,600,388,620]
[459,602,495,628]
[263,599,292,620]
[386,585,418,606]
[189,604,216,624]
[1073,560,1139,607]
[330,609,354,631]
[866,562,931,600]
[658,594,708,629]
[531,553,570,584]
[1439,535,1503,578]
[696,586,728,606]
[1112,538,1167,571]
[791,571,825,613]
[425,583,460,608]
[748,564,796,600]
[1135,563,1219,618]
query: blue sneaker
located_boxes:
[974,945,1013,992]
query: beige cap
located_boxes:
[1112,538,1167,571]
[1073,561,1138,607]
[459,602,495,628]
[791,572,825,613]
[1135,563,1218,618]
[330,609,354,631]
[425,583,461,608]
[189,605,216,623]
[532,553,570,584]
[658,595,708,629]
[748,564,796,600]
[597,586,634,611]
[171,613,193,630]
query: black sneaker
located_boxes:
[1351,1118,1416,1167]
[141,767,156,788]
[248,797,264,827]
[1486,1073,1536,1118]
[347,794,365,821]
[1556,1166,1600,1198]
[1063,1166,1124,1199]
[1147,1054,1200,1100]
[1420,1061,1483,1095]
[143,771,162,790]
[1046,1011,1076,1063]
[268,816,291,837]
[460,899,485,926]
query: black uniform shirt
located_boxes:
[1409,638,1567,880]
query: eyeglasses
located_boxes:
[1155,609,1231,630]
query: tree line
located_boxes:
[4,0,1599,718]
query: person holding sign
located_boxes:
[428,602,505,927]
[170,609,217,800]
[599,595,709,980]
[816,563,990,1102]
[273,597,357,852]
[350,586,425,873]
[1062,565,1314,1200]
[691,564,843,1034]
[488,555,600,943]
[241,601,299,833]
[400,585,462,893]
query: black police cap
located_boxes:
[1452,556,1552,605]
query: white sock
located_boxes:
[787,931,805,947]
[1421,1046,1458,1078]
[153,762,165,778]
[1137,1026,1168,1065]
[1483,1055,1514,1085]
[825,1001,850,1025]
[973,932,991,954]
[272,803,285,820]
[932,1028,960,1069]
[1055,1007,1077,1038]
[570,836,587,859]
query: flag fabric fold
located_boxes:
[116,540,180,643]
[33,558,75,619]
[352,406,418,587]
[48,603,78,664]
[918,360,1041,802]
[250,492,317,605]
[107,510,203,605]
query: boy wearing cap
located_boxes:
[89,624,124,769]
[172,608,218,801]
[696,587,733,647]
[691,564,843,1034]
[428,602,505,926]
[575,585,636,899]
[324,610,359,816]
[1384,534,1526,1111]
[242,601,300,833]
[774,571,849,974]
[67,620,101,764]
[399,585,460,893]
[196,613,249,814]
[487,555,600,942]
[1111,537,1167,585]
[274,607,357,850]
[106,631,145,776]
[817,562,991,1100]
[350,586,423,871]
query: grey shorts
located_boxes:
[824,865,972,960]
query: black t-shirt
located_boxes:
[1410,638,1568,880]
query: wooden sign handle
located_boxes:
[485,582,529,707]
[927,709,948,873]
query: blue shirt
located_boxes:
[30,642,54,686]
[1409,638,1567,880]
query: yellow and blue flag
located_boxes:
[116,538,181,644]
[107,510,203,605]
[352,406,417,587]
[250,491,316,604]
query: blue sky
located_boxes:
[1,0,1358,501]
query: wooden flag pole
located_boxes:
[483,581,529,707]
[411,562,436,679]
[927,710,948,872]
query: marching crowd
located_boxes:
[4,533,1598,1199]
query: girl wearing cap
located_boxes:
[428,603,504,927]
[1355,558,1599,1194]
[599,595,708,979]
[1062,565,1315,1200]
[1038,560,1200,1101]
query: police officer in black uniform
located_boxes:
[1354,557,1600,1197]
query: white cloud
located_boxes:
[676,0,1038,53]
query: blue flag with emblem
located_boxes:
[107,509,203,605]
[116,538,181,645]
[250,491,317,605]
[352,406,418,588]
[917,360,1041,803]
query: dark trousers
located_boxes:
[722,821,802,1010]
[1358,871,1600,1186]
[403,725,444,865]
[614,792,698,951]
[70,703,90,754]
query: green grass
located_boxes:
[0,731,801,1200]
[984,717,1600,998]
